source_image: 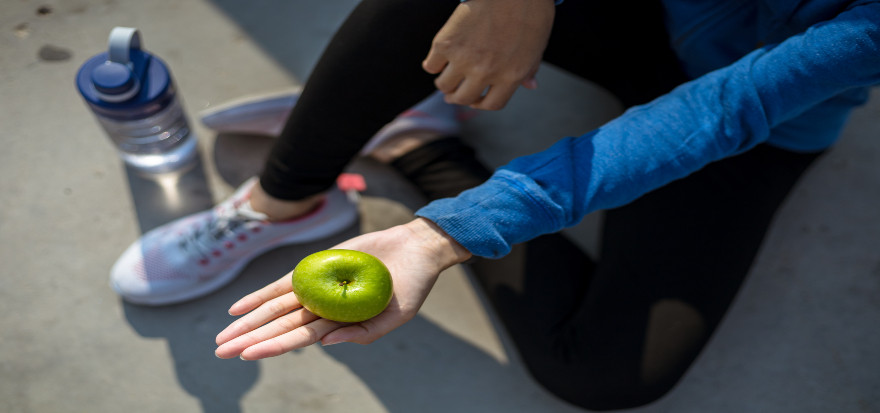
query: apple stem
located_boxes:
[339,280,349,286]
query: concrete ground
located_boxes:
[1,1,878,412]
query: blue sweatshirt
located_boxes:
[416,0,880,258]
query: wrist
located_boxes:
[403,218,473,270]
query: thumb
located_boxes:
[320,316,389,346]
[321,324,368,346]
[320,310,410,346]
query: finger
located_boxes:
[227,271,293,316]
[422,47,448,74]
[216,308,322,359]
[471,82,518,111]
[433,64,465,95]
[445,76,489,107]
[216,291,301,346]
[240,318,344,360]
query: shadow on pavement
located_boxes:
[213,133,274,188]
[123,300,256,413]
[320,313,572,413]
[118,143,297,412]
[120,217,360,413]
[121,148,257,413]
[123,153,214,234]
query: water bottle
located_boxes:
[76,27,197,174]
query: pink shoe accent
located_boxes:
[337,173,367,193]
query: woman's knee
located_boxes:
[525,362,681,411]
[518,299,709,411]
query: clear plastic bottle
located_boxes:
[76,27,197,174]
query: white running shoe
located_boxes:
[110,178,357,305]
[200,88,302,137]
[359,91,463,155]
[199,90,467,155]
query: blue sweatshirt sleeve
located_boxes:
[416,3,880,258]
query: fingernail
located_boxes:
[321,339,344,347]
[239,355,248,361]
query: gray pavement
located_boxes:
[1,1,878,412]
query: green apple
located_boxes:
[291,249,393,323]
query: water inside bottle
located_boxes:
[96,99,199,174]
[117,134,198,174]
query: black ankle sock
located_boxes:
[389,137,492,202]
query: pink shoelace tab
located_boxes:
[336,173,367,192]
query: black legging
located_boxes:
[259,0,823,410]
[259,0,457,200]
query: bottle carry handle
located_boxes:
[93,27,146,103]
[108,27,142,67]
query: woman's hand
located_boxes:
[215,218,471,360]
[423,0,555,110]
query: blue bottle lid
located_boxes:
[91,61,137,95]
[76,27,176,121]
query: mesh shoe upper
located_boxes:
[110,178,357,305]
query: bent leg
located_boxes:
[500,145,821,410]
[260,0,459,200]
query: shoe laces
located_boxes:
[178,201,267,259]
